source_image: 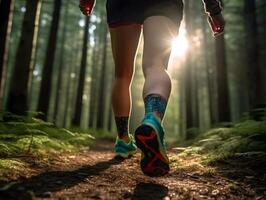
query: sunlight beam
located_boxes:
[171,27,189,57]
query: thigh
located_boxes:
[106,0,143,27]
[142,16,179,71]
[109,24,142,78]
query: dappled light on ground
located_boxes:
[0,140,265,200]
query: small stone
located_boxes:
[199,188,209,195]
[211,189,219,196]
[163,196,170,200]
[69,155,76,159]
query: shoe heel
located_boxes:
[135,124,169,176]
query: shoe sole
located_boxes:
[135,124,169,176]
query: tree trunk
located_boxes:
[202,16,218,124]
[244,0,262,109]
[88,35,99,128]
[72,16,90,126]
[37,0,62,119]
[96,25,108,129]
[215,34,230,122]
[53,1,70,124]
[184,0,199,131]
[0,0,14,109]
[7,0,42,115]
[63,61,72,127]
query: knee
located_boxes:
[114,64,133,80]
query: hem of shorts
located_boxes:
[108,21,143,28]
[143,14,183,25]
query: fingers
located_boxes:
[79,0,94,16]
[207,13,225,37]
[79,4,90,16]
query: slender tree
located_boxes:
[96,25,108,129]
[215,33,230,122]
[7,0,42,114]
[72,16,90,126]
[202,15,217,124]
[184,0,199,131]
[63,58,73,127]
[88,30,101,128]
[37,0,62,119]
[53,1,70,124]
[244,0,262,110]
[0,0,14,109]
[212,0,230,122]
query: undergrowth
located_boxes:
[182,120,266,163]
[0,112,95,181]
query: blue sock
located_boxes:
[144,94,167,121]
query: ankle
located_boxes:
[152,111,163,123]
[118,134,130,143]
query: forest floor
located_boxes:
[0,139,265,200]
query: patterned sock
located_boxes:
[144,94,167,121]
[115,116,129,139]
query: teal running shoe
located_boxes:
[135,113,169,176]
[114,134,137,158]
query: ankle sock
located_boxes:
[144,94,167,121]
[115,116,129,139]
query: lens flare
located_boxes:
[171,27,189,57]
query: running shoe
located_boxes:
[135,113,169,176]
[114,134,137,158]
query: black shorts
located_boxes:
[106,0,184,27]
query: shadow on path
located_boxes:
[0,157,124,200]
[132,182,168,200]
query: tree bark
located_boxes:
[96,25,108,129]
[72,16,90,126]
[88,34,100,128]
[63,61,72,127]
[244,0,263,109]
[0,0,14,109]
[215,34,230,122]
[202,15,218,124]
[53,1,70,124]
[37,0,62,119]
[184,0,199,131]
[7,0,42,115]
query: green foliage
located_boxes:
[70,127,116,141]
[0,112,95,159]
[191,120,266,161]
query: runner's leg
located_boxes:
[109,24,142,142]
[142,16,178,122]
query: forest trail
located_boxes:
[0,139,265,200]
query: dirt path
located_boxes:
[0,140,265,200]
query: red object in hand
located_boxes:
[79,0,95,16]
[208,14,225,37]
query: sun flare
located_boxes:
[171,27,189,57]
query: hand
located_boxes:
[79,0,95,16]
[208,13,225,37]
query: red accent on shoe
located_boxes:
[137,131,167,163]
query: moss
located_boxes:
[189,120,266,162]
[0,113,95,159]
